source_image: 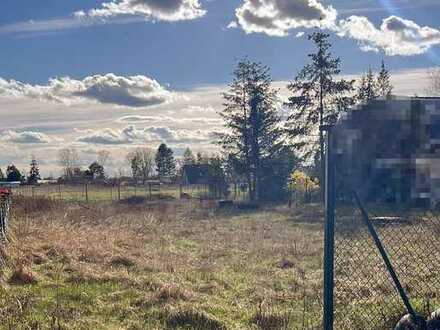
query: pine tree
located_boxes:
[218,58,284,201]
[183,148,196,166]
[28,157,41,185]
[286,32,355,197]
[155,144,176,178]
[357,75,367,102]
[376,60,393,98]
[357,67,378,103]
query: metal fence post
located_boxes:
[323,126,335,330]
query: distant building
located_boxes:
[333,96,440,207]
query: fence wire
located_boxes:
[333,206,440,329]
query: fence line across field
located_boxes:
[11,182,251,203]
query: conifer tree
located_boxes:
[183,148,196,166]
[155,144,176,178]
[376,60,393,98]
[357,67,378,102]
[286,32,355,197]
[28,156,41,185]
[218,58,284,201]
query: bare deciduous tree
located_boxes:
[58,148,79,178]
[126,148,155,184]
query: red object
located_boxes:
[0,188,11,197]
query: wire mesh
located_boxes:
[333,206,440,329]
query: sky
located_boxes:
[0,0,439,176]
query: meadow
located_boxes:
[0,197,438,329]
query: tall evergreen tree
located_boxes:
[286,32,355,196]
[376,60,393,98]
[0,168,4,182]
[155,144,176,178]
[357,67,378,103]
[28,156,41,184]
[218,58,284,201]
[357,75,367,102]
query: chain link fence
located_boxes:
[333,206,440,329]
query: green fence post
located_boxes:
[322,125,335,330]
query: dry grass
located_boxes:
[0,197,324,329]
[0,197,438,329]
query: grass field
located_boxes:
[0,197,439,329]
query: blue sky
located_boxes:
[0,0,439,175]
[0,0,439,87]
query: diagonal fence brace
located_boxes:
[352,190,417,319]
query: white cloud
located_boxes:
[230,1,440,56]
[76,0,206,22]
[337,15,440,56]
[116,114,222,125]
[1,130,54,144]
[227,21,238,29]
[76,128,132,145]
[77,125,213,145]
[0,73,174,108]
[231,0,337,37]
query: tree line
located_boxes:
[2,32,400,203]
[218,32,394,202]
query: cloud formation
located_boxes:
[337,15,440,56]
[1,130,53,144]
[117,114,222,125]
[0,73,173,108]
[77,125,213,145]
[75,0,206,22]
[231,0,337,37]
[230,0,440,56]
